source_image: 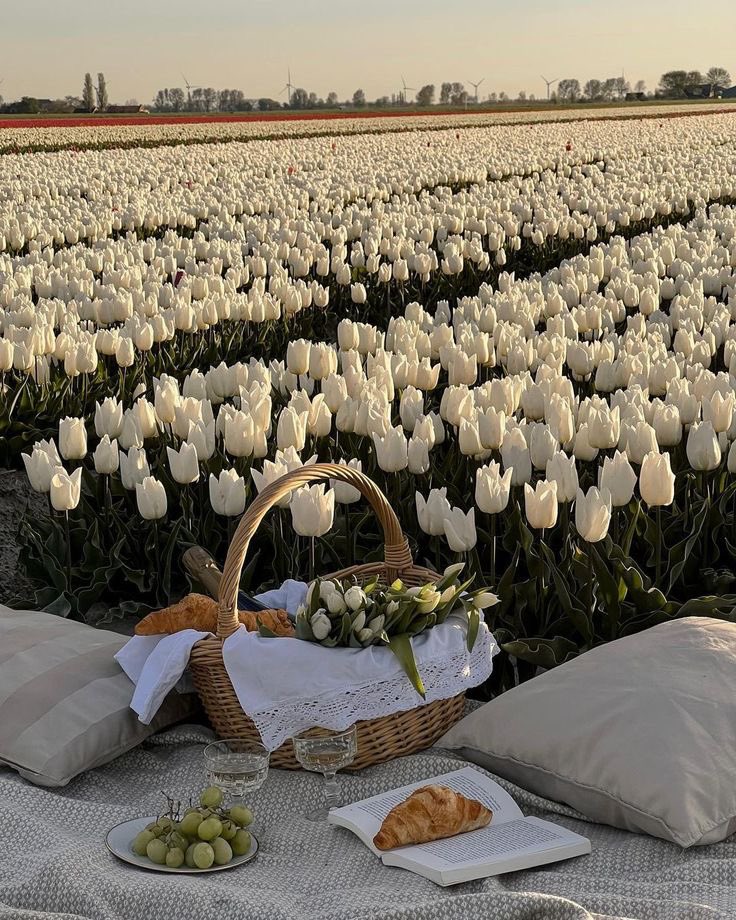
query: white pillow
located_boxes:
[440,617,736,847]
[0,606,197,786]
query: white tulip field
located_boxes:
[2,107,736,691]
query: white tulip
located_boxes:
[209,469,246,517]
[135,476,168,520]
[290,484,335,537]
[586,406,620,450]
[93,435,119,475]
[640,451,675,507]
[345,585,367,611]
[407,436,431,474]
[224,410,255,458]
[651,402,682,448]
[416,488,451,537]
[276,406,308,452]
[443,506,477,552]
[166,442,199,484]
[572,424,598,462]
[574,486,612,543]
[119,447,150,491]
[22,444,59,493]
[330,458,362,504]
[501,426,532,486]
[546,451,579,503]
[94,397,124,439]
[524,479,558,529]
[475,462,512,514]
[373,426,408,473]
[530,423,558,471]
[286,339,311,376]
[702,392,734,434]
[598,450,637,507]
[187,419,216,461]
[59,417,87,460]
[119,411,144,450]
[50,467,82,512]
[686,421,721,472]
[310,611,332,641]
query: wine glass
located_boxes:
[292,725,358,821]
[203,739,269,809]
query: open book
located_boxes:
[328,766,591,886]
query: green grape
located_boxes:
[166,847,185,868]
[168,831,189,851]
[145,821,164,837]
[231,829,251,856]
[199,786,224,809]
[229,805,253,828]
[146,838,169,865]
[184,843,198,868]
[192,842,215,869]
[155,817,174,833]
[179,812,203,838]
[219,820,237,841]
[131,830,155,857]
[212,837,233,866]
[197,817,223,841]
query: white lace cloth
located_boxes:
[115,581,498,750]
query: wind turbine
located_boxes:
[181,73,201,109]
[541,75,560,101]
[468,78,485,104]
[280,69,295,106]
[400,76,415,105]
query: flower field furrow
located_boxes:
[3,109,736,694]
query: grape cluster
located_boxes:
[131,786,253,870]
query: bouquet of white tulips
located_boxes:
[270,563,498,697]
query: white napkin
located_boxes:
[114,581,307,724]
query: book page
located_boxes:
[395,816,584,870]
[328,766,524,850]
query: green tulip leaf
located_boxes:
[388,633,426,699]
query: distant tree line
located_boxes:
[2,67,732,116]
[0,72,114,114]
[553,67,731,103]
[151,86,348,113]
[658,67,731,96]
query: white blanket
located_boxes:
[1,725,733,920]
[115,581,498,750]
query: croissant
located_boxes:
[134,593,294,638]
[373,785,492,851]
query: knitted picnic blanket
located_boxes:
[0,725,733,920]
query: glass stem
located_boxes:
[323,772,340,810]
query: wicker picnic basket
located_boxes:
[188,462,466,771]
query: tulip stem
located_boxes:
[587,545,593,625]
[64,511,72,591]
[153,519,162,600]
[489,514,497,586]
[344,504,353,567]
[539,530,545,593]
[309,536,316,583]
[655,507,662,586]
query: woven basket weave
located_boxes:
[188,462,466,771]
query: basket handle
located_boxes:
[217,463,413,638]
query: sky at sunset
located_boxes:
[2,0,735,104]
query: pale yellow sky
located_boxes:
[2,0,735,104]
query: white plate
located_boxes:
[106,816,259,873]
